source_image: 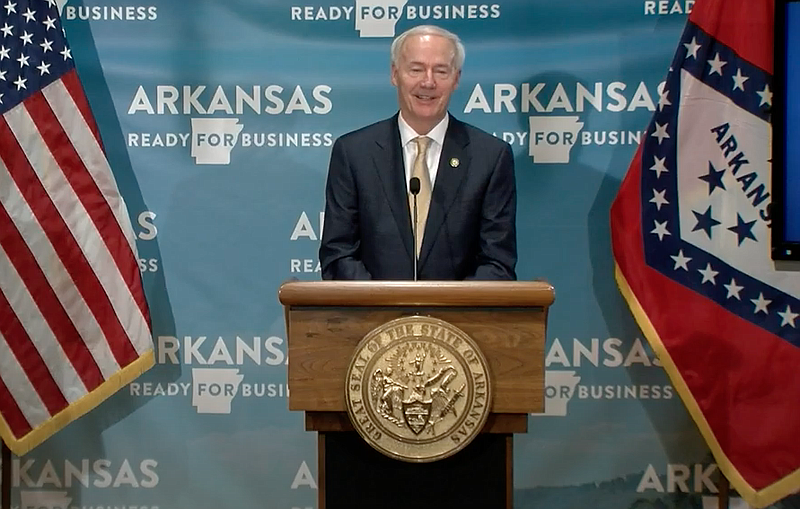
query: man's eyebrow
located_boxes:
[405,60,452,69]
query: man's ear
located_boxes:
[454,69,462,88]
[390,64,398,86]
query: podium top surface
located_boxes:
[278,281,554,308]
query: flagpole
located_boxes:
[717,473,730,509]
[1,442,10,509]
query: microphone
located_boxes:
[409,176,421,195]
[409,177,420,281]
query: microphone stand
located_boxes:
[409,177,421,281]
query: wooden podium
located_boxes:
[279,281,553,509]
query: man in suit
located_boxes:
[319,25,517,281]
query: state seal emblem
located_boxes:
[345,315,492,462]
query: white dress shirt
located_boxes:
[398,113,449,192]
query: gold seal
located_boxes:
[345,315,492,463]
[450,157,459,167]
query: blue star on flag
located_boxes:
[692,205,721,239]
[727,213,757,246]
[698,161,726,195]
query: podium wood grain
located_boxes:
[286,307,545,413]
[280,281,552,415]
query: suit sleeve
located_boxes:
[318,137,373,280]
[467,142,517,281]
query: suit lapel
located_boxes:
[419,115,470,268]
[371,115,415,260]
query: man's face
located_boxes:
[391,34,461,134]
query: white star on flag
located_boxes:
[724,278,744,300]
[698,263,718,285]
[650,189,669,210]
[756,85,772,106]
[650,156,668,178]
[778,306,798,328]
[751,293,771,315]
[651,220,671,241]
[671,250,691,271]
[658,89,671,111]
[732,68,749,91]
[707,53,727,75]
[684,36,701,59]
[651,122,670,144]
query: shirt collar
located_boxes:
[398,113,449,148]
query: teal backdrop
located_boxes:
[5,0,798,508]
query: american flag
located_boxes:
[611,0,800,506]
[0,0,153,455]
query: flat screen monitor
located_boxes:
[773,0,800,260]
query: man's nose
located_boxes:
[420,70,436,87]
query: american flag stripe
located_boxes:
[60,70,104,150]
[5,98,144,367]
[0,208,97,399]
[0,162,122,381]
[44,75,136,254]
[0,280,69,421]
[36,82,150,357]
[0,116,107,391]
[21,95,141,367]
[42,76,150,336]
[0,375,32,438]
[0,332,51,432]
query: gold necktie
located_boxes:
[410,136,432,257]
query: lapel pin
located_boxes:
[450,157,460,168]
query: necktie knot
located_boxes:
[415,136,431,156]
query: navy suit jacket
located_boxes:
[319,113,517,281]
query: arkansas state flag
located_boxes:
[611,0,800,506]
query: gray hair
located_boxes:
[390,25,465,71]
